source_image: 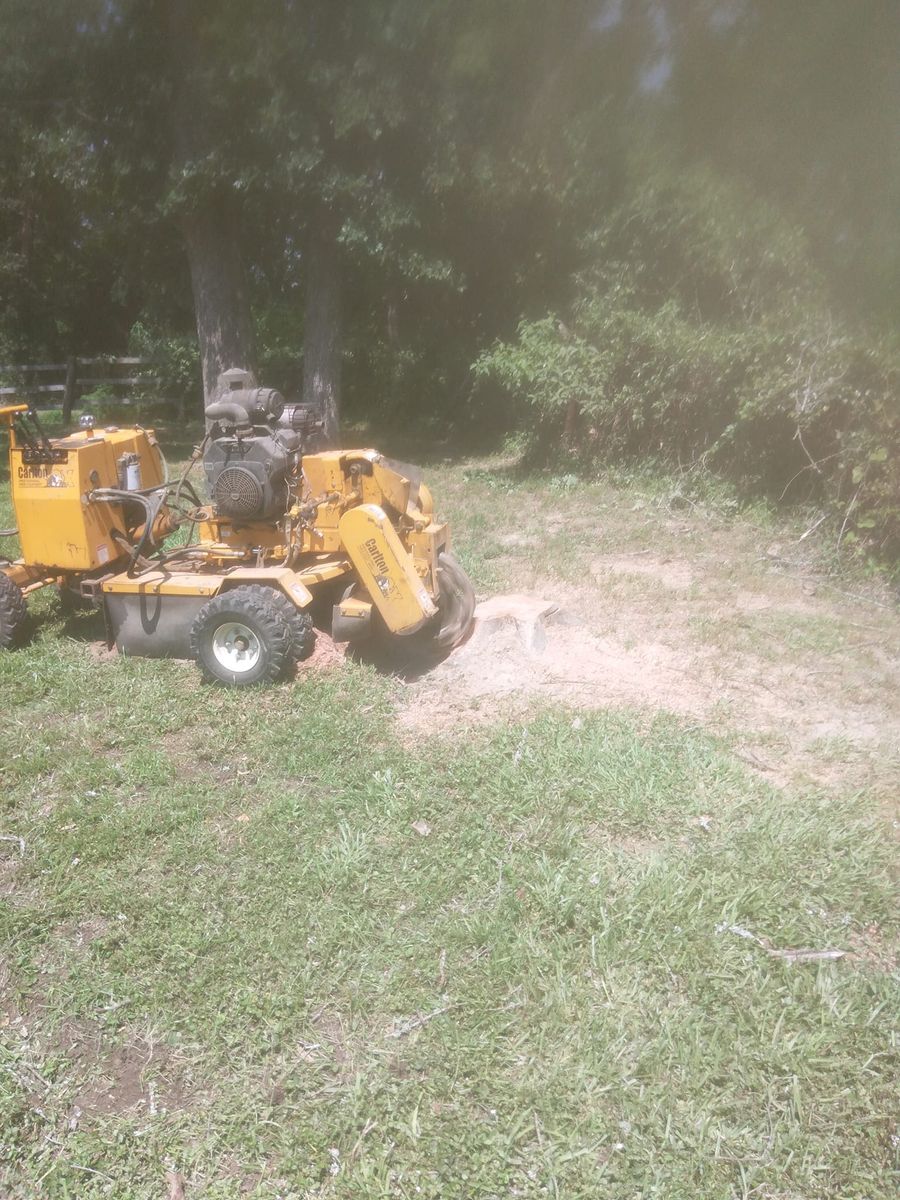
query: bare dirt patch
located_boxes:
[86,640,117,663]
[403,594,696,716]
[397,594,708,735]
[54,1022,191,1121]
[299,629,347,671]
[399,526,900,795]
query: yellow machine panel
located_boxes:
[10,426,164,572]
[339,503,438,635]
[301,451,347,498]
[101,564,314,605]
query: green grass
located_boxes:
[689,611,853,658]
[1,596,897,1197]
[1,425,898,1197]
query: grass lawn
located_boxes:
[1,420,897,1197]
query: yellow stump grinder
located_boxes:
[0,370,475,685]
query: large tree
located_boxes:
[655,0,900,322]
[161,0,260,407]
[2,0,898,446]
[0,0,180,363]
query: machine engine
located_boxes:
[203,369,303,522]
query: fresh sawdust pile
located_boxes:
[397,588,900,795]
[299,630,347,671]
[398,594,701,727]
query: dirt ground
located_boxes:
[395,500,900,800]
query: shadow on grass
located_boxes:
[346,636,449,683]
[59,606,108,644]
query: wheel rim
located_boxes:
[211,621,262,673]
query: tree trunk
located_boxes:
[165,0,256,413]
[62,355,77,424]
[303,203,342,446]
[563,398,580,448]
[182,197,256,411]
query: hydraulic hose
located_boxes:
[90,486,169,576]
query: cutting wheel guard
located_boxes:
[339,504,438,635]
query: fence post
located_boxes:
[62,356,77,423]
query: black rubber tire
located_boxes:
[265,590,316,662]
[190,585,293,687]
[0,574,28,650]
[430,551,477,650]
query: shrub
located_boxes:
[128,321,202,411]
[474,167,900,565]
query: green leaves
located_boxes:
[474,160,900,564]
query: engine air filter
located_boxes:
[214,466,263,518]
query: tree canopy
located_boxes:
[1,1,898,555]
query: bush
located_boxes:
[128,321,202,411]
[474,167,900,565]
[77,383,121,421]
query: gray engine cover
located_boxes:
[203,432,296,521]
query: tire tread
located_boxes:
[265,590,316,662]
[0,574,27,650]
[189,585,292,686]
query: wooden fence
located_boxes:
[0,357,157,419]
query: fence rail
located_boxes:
[0,357,157,417]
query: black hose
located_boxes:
[111,529,155,573]
[127,489,168,575]
[90,486,168,576]
[176,480,202,508]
